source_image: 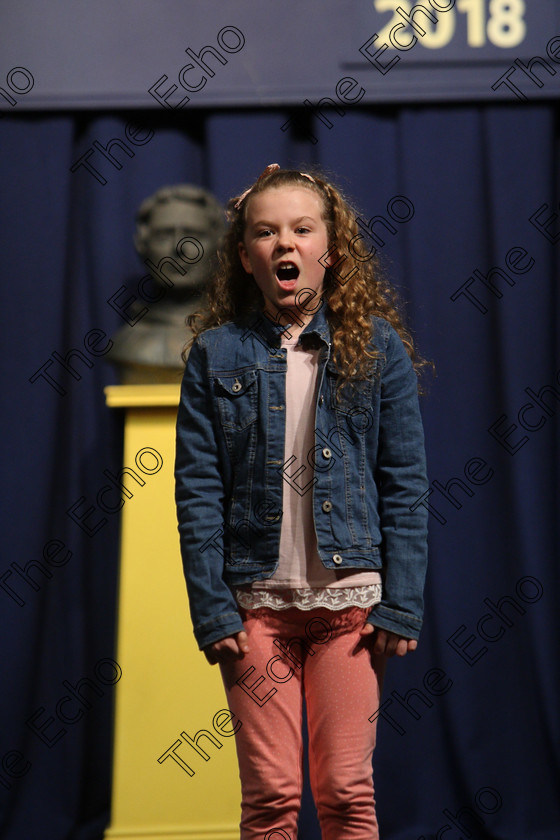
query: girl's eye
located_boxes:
[257,229,273,237]
[296,227,310,234]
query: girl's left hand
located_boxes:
[359,623,417,657]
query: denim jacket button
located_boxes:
[322,447,332,459]
[333,554,343,564]
[319,395,324,405]
[232,380,242,393]
[321,500,333,512]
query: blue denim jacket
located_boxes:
[175,301,428,650]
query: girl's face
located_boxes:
[238,186,330,329]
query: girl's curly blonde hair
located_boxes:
[184,166,430,394]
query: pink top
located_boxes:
[233,330,381,612]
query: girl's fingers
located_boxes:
[395,638,408,657]
[204,629,249,665]
[216,639,239,660]
[370,628,417,657]
[236,630,250,653]
[372,629,389,655]
[384,634,399,657]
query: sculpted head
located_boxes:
[135,184,225,291]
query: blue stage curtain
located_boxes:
[1,103,558,839]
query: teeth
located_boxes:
[277,262,299,283]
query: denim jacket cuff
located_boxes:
[366,603,423,641]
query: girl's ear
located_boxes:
[238,241,252,274]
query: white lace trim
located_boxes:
[233,585,382,611]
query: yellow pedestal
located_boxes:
[104,385,240,840]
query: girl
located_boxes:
[175,164,429,840]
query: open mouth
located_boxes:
[276,262,300,288]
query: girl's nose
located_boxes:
[276,230,295,251]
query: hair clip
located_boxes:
[233,189,252,212]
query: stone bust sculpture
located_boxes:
[109,184,225,384]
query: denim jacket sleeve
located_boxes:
[366,323,429,640]
[174,336,245,650]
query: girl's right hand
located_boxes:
[204,630,250,665]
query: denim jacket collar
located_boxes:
[253,299,331,349]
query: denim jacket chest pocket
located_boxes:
[325,361,380,440]
[213,369,258,431]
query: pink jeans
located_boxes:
[219,605,386,840]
